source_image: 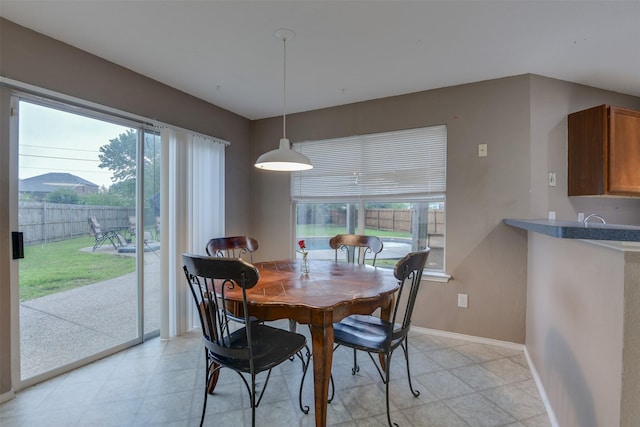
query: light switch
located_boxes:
[478,144,487,157]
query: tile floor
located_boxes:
[0,321,551,426]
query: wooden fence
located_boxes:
[19,202,134,246]
[327,208,445,235]
[365,208,445,235]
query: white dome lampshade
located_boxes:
[255,138,313,171]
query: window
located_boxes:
[292,125,447,273]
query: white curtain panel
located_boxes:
[160,128,225,338]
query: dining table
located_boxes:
[220,258,399,427]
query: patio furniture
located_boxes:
[88,217,127,251]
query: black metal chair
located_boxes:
[182,254,311,427]
[329,234,383,265]
[205,235,259,261]
[205,236,261,327]
[332,249,431,427]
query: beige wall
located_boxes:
[527,234,628,426]
[251,76,534,342]
[0,18,252,396]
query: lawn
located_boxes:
[296,224,411,238]
[19,236,136,301]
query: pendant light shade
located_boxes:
[255,138,313,171]
[255,29,313,172]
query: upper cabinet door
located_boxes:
[608,106,640,194]
[568,104,640,197]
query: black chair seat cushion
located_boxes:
[207,323,307,373]
[334,314,404,353]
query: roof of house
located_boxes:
[19,172,99,193]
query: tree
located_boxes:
[98,129,137,184]
[45,188,80,204]
[98,130,161,216]
[81,190,128,206]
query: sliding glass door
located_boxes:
[14,97,160,384]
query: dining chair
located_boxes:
[332,249,430,427]
[329,234,383,265]
[205,235,259,262]
[182,254,311,427]
[206,236,260,327]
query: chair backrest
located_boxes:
[205,236,259,262]
[182,254,260,360]
[128,216,136,236]
[329,234,383,265]
[390,249,430,342]
[88,216,103,237]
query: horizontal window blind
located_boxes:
[292,125,446,199]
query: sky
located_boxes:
[18,100,133,189]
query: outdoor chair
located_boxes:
[329,234,384,265]
[182,254,311,427]
[88,217,127,251]
[332,249,430,427]
[127,215,136,239]
[205,235,259,262]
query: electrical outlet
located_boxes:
[457,293,468,308]
[548,172,557,187]
[478,144,487,157]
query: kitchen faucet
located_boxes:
[584,213,606,225]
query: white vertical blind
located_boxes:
[160,129,225,338]
[291,125,446,199]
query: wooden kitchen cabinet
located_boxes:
[568,104,640,196]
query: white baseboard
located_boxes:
[524,347,559,427]
[0,390,16,404]
[412,326,525,351]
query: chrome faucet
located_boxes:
[584,213,606,225]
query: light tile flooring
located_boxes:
[0,321,551,426]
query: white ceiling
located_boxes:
[1,1,639,120]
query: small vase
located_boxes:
[301,254,310,274]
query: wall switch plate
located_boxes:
[457,293,468,308]
[548,211,556,220]
[478,144,487,157]
[548,172,557,187]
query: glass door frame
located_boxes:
[9,92,155,390]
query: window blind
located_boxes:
[291,125,446,199]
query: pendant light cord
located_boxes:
[282,35,287,140]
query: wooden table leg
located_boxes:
[309,315,333,427]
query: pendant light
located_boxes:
[255,29,313,171]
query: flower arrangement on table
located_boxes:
[297,239,310,274]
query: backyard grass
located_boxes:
[19,236,136,301]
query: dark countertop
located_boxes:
[503,218,640,242]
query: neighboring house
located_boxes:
[19,172,99,201]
